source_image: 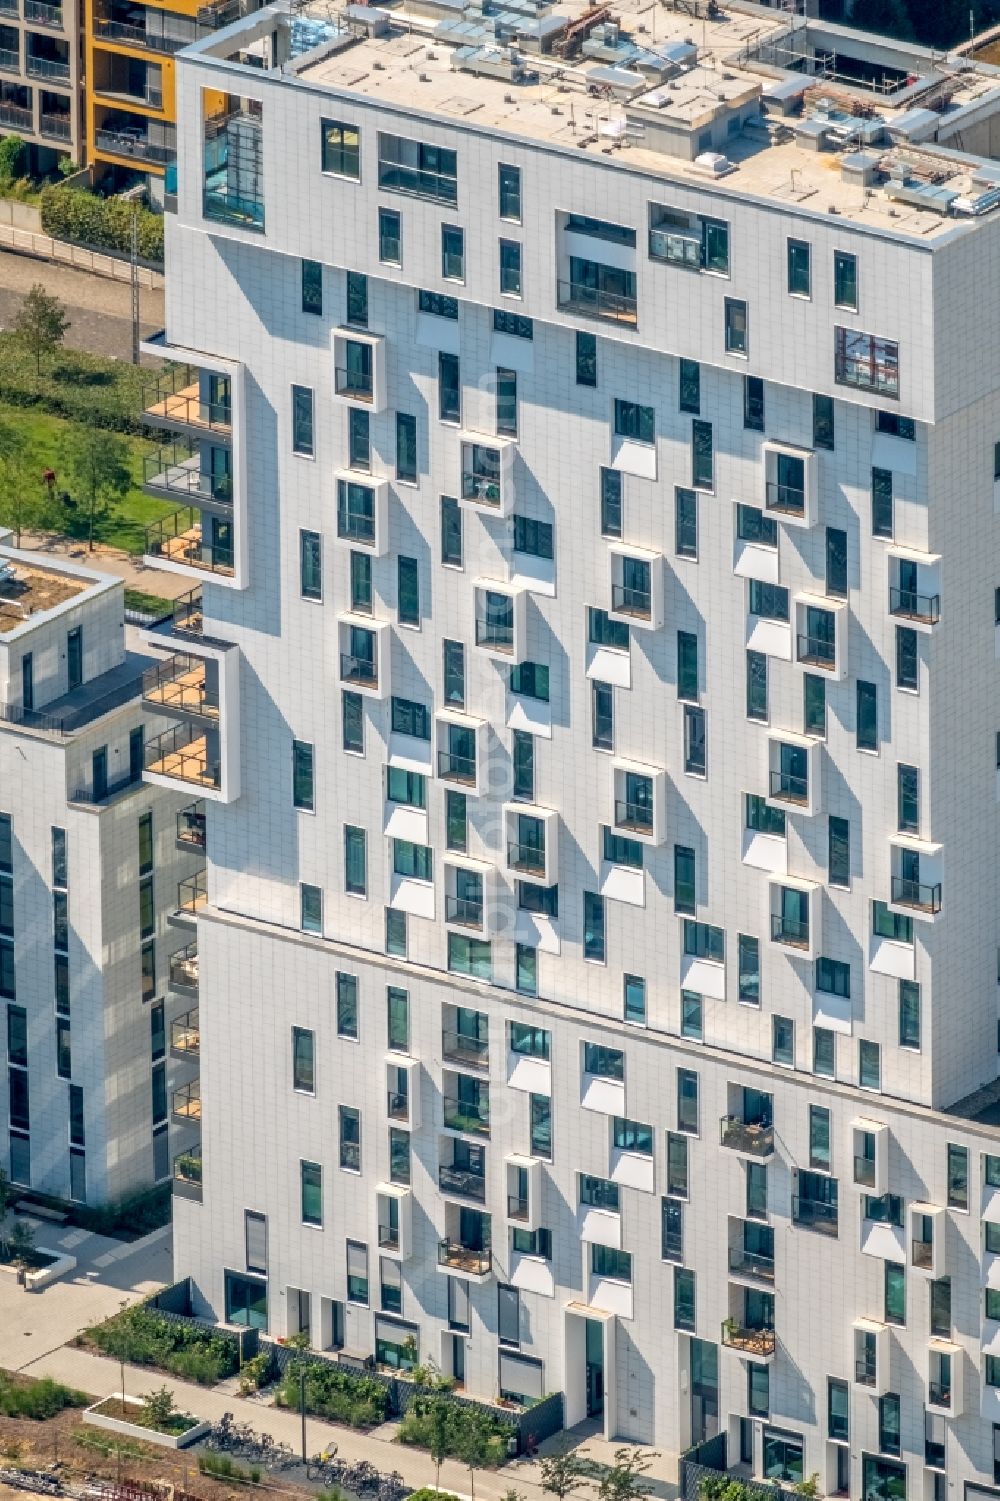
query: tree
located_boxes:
[59,424,131,550]
[7,1218,35,1270]
[0,417,49,548]
[596,1448,659,1501]
[540,1444,591,1501]
[427,1395,451,1493]
[140,1385,176,1430]
[454,1408,494,1501]
[0,134,25,185]
[13,283,69,376]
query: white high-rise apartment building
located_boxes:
[143,0,1000,1488]
[0,537,205,1207]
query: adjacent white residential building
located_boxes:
[0,537,204,1207]
[145,0,1000,1488]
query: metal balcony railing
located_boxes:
[172,1080,201,1121]
[507,1194,529,1222]
[143,653,218,719]
[720,1116,774,1158]
[912,1238,933,1269]
[170,1008,199,1055]
[728,1245,775,1281]
[143,446,232,507]
[39,113,71,139]
[855,1360,877,1387]
[0,49,19,72]
[443,1093,490,1135]
[145,507,234,576]
[769,768,808,805]
[507,840,545,876]
[176,801,206,851]
[614,799,653,832]
[438,1164,486,1202]
[442,1029,489,1066]
[771,912,810,948]
[340,652,377,688]
[438,750,476,784]
[765,480,805,515]
[891,875,941,913]
[176,869,207,917]
[928,1380,951,1408]
[475,619,513,651]
[24,0,62,23]
[797,633,836,669]
[378,1222,399,1250]
[335,365,374,402]
[556,278,637,326]
[445,895,483,929]
[172,588,204,638]
[145,723,220,791]
[26,54,70,80]
[648,226,701,267]
[611,583,651,617]
[386,1090,408,1121]
[791,1196,839,1235]
[95,128,173,164]
[0,103,30,128]
[721,1320,775,1357]
[173,1149,202,1200]
[169,941,199,992]
[461,469,501,506]
[853,1154,876,1188]
[438,1239,491,1275]
[889,586,939,624]
[144,366,231,437]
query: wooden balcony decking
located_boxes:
[145,382,231,436]
[147,734,219,789]
[144,660,218,718]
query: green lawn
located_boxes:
[0,399,175,555]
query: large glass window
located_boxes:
[378,132,457,204]
[300,1160,322,1226]
[321,119,360,178]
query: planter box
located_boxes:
[84,1396,209,1450]
[0,1249,76,1290]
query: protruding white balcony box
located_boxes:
[794,594,847,681]
[334,473,389,557]
[927,1339,963,1416]
[610,760,666,847]
[443,854,502,940]
[505,1153,542,1231]
[909,1202,945,1279]
[888,835,942,923]
[375,1184,412,1261]
[763,440,817,529]
[607,544,664,631]
[768,875,820,962]
[435,709,487,796]
[853,1318,890,1395]
[332,328,387,413]
[504,802,558,887]
[888,547,940,634]
[460,433,516,517]
[474,579,526,662]
[766,731,818,818]
[337,614,390,700]
[853,1119,889,1196]
[385,1057,420,1130]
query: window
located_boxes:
[529,1093,551,1158]
[510,662,550,702]
[56,1016,71,1079]
[876,411,915,440]
[588,607,629,651]
[856,681,878,751]
[580,1174,619,1211]
[828,816,850,887]
[814,1027,835,1079]
[378,207,401,264]
[724,297,748,355]
[681,991,703,1040]
[826,527,847,597]
[738,934,760,1006]
[339,1105,361,1171]
[772,1015,794,1067]
[675,487,698,558]
[498,162,521,221]
[292,740,314,811]
[342,691,364,754]
[518,881,557,919]
[813,393,835,450]
[441,223,464,281]
[292,1027,315,1093]
[895,626,918,691]
[873,901,912,944]
[336,972,358,1040]
[872,466,893,539]
[737,504,777,547]
[583,891,605,962]
[833,250,858,310]
[497,1283,520,1347]
[677,1068,699,1134]
[828,1377,849,1442]
[512,730,534,800]
[514,945,537,997]
[600,468,622,538]
[440,640,465,710]
[749,579,789,621]
[393,839,432,883]
[899,980,920,1050]
[397,557,420,628]
[420,289,458,320]
[301,258,322,315]
[897,764,919,833]
[439,351,461,423]
[623,975,646,1025]
[816,957,850,1000]
[878,1393,901,1457]
[930,1277,951,1338]
[298,530,322,601]
[592,681,614,750]
[321,119,360,178]
[661,1196,683,1260]
[499,240,522,296]
[446,791,467,852]
[447,932,491,979]
[396,413,417,484]
[809,1105,831,1170]
[583,1042,623,1081]
[349,551,372,616]
[346,1240,369,1304]
[679,359,700,414]
[613,1116,652,1155]
[300,1160,322,1226]
[684,705,706,777]
[614,399,654,445]
[685,920,724,964]
[291,385,313,456]
[391,697,430,740]
[677,631,698,702]
[386,987,409,1052]
[349,408,370,471]
[835,327,898,398]
[859,1039,881,1091]
[787,238,810,297]
[591,1244,631,1283]
[346,270,368,326]
[673,1267,695,1330]
[441,495,463,566]
[743,375,764,431]
[884,1261,905,1326]
[378,132,457,205]
[575,331,597,387]
[344,826,367,896]
[386,768,426,810]
[947,1143,969,1210]
[804,674,826,737]
[674,845,696,915]
[300,883,322,935]
[692,419,713,489]
[746,650,767,722]
[493,308,532,339]
[748,1364,769,1418]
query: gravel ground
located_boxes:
[0,251,164,362]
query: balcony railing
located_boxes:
[721,1321,775,1357]
[728,1246,775,1282]
[889,586,939,624]
[26,53,70,80]
[169,941,199,992]
[438,1164,486,1202]
[173,1149,202,1201]
[146,723,220,791]
[336,505,376,544]
[93,16,187,49]
[442,1030,488,1066]
[611,583,651,618]
[765,480,804,516]
[769,768,808,805]
[386,1090,408,1121]
[438,750,476,784]
[791,1196,839,1236]
[170,1008,199,1056]
[176,869,207,918]
[172,588,204,638]
[891,875,941,914]
[855,1360,877,1387]
[143,653,218,719]
[144,447,232,508]
[144,367,231,438]
[340,1143,361,1172]
[648,226,701,268]
[912,1237,933,1269]
[437,1239,491,1276]
[340,652,377,688]
[771,912,810,949]
[0,49,19,72]
[797,633,836,669]
[720,1116,774,1158]
[39,113,71,140]
[176,800,206,852]
[614,799,653,833]
[24,0,61,22]
[928,1380,951,1409]
[445,895,484,929]
[335,366,374,403]
[507,841,545,876]
[0,0,18,14]
[172,1080,201,1121]
[556,278,637,326]
[377,1222,399,1251]
[853,1155,876,1188]
[443,1093,490,1135]
[507,1194,529,1222]
[475,619,513,652]
[203,186,264,232]
[461,469,501,507]
[145,507,234,577]
[0,103,31,128]
[95,127,174,164]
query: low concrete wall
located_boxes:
[0,200,41,231]
[0,222,163,288]
[0,1248,77,1290]
[83,1396,209,1451]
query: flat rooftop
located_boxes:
[200,0,1000,239]
[0,560,91,634]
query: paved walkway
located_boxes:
[0,249,164,362]
[15,530,189,599]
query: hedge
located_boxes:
[0,332,150,435]
[278,1360,390,1429]
[85,1304,240,1385]
[39,184,164,264]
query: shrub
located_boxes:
[278,1360,390,1429]
[39,185,164,263]
[0,333,150,436]
[408,1491,463,1501]
[238,1351,274,1395]
[199,1453,261,1484]
[86,1304,239,1385]
[0,1374,89,1420]
[0,134,26,184]
[398,1395,509,1466]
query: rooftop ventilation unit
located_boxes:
[693,151,733,177]
[451,42,535,80]
[883,177,959,213]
